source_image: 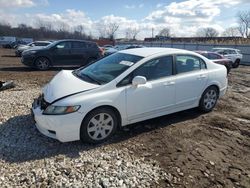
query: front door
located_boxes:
[125,56,176,121]
[52,41,72,65]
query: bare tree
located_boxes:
[196,27,219,38]
[75,25,84,34]
[106,22,119,40]
[237,11,250,38]
[35,19,53,31]
[97,23,107,38]
[222,27,241,37]
[158,27,171,37]
[125,27,140,40]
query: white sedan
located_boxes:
[32,48,228,143]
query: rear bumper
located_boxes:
[219,85,227,97]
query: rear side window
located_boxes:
[86,43,97,48]
[176,55,206,74]
[72,42,86,49]
[229,50,237,54]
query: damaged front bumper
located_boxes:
[31,96,83,142]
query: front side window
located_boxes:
[56,42,71,49]
[73,53,142,85]
[118,56,173,86]
[133,56,173,81]
[176,55,206,74]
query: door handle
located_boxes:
[164,81,175,86]
[197,74,207,80]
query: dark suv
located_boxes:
[21,39,103,70]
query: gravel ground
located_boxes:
[0,82,170,187]
[0,48,250,187]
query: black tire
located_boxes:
[199,86,219,112]
[225,65,231,74]
[232,59,240,68]
[80,107,118,144]
[35,57,50,70]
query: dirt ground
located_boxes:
[0,48,250,188]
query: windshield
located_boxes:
[73,53,143,85]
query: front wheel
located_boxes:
[35,57,50,70]
[199,86,219,112]
[80,108,118,144]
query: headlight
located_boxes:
[43,105,81,115]
[23,50,37,55]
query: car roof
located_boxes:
[34,41,52,43]
[120,47,191,57]
[213,47,238,51]
[196,51,220,54]
[56,39,96,44]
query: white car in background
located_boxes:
[212,48,243,68]
[32,48,228,143]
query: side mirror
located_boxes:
[132,76,147,86]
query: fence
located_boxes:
[117,41,250,65]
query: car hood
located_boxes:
[43,70,100,103]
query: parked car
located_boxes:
[103,44,114,48]
[21,39,103,70]
[196,51,233,74]
[32,48,228,143]
[103,47,118,56]
[104,45,145,56]
[0,36,16,47]
[15,41,52,57]
[125,44,145,49]
[212,48,243,68]
[3,38,33,49]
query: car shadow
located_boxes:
[0,66,79,72]
[0,109,202,163]
[1,55,18,58]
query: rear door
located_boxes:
[175,55,208,107]
[52,41,72,65]
[71,41,88,65]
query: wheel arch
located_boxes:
[33,56,52,66]
[81,105,122,128]
[203,84,220,95]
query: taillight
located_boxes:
[99,47,104,56]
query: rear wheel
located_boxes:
[35,57,50,70]
[225,65,231,74]
[233,59,240,68]
[199,86,219,112]
[80,108,118,144]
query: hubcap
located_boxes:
[87,113,114,140]
[36,58,49,70]
[204,90,217,110]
